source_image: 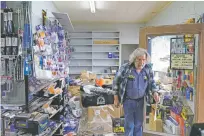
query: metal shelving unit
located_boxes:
[69,31,120,76]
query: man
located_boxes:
[113,48,160,136]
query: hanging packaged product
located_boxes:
[6,34,12,46]
[1,58,6,76]
[1,34,6,55]
[3,9,8,34]
[7,8,13,34]
[5,34,12,55]
[11,34,18,55]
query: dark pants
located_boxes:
[123,97,144,136]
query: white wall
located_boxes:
[73,23,144,44]
[147,1,204,26]
[31,1,59,32]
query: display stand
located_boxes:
[1,2,71,135]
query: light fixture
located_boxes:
[89,1,95,13]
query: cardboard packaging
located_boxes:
[87,105,113,134]
[103,79,113,85]
[107,104,124,118]
[80,71,96,85]
[149,113,163,132]
[69,86,81,96]
[88,105,110,122]
[93,40,119,44]
[112,118,125,133]
[87,118,113,134]
[89,73,97,80]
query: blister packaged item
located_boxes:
[68,96,82,118]
[1,34,6,47]
[1,58,6,76]
[63,118,79,135]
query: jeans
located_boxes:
[123,97,144,136]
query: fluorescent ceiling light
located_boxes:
[89,1,95,13]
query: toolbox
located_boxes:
[14,113,49,135]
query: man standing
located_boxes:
[113,48,160,136]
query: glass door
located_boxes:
[139,23,204,136]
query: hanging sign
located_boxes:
[170,54,194,70]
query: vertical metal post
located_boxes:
[24,75,29,113]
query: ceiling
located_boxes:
[53,1,172,24]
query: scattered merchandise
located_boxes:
[112,118,125,134]
[1,2,202,136]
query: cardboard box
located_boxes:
[88,106,110,122]
[107,105,124,118]
[69,86,81,96]
[87,118,113,134]
[103,79,113,85]
[120,105,124,117]
[93,40,119,44]
[112,118,125,133]
[149,113,163,132]
[89,73,96,80]
[107,105,120,118]
[80,70,89,79]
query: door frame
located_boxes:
[139,23,204,123]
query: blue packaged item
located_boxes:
[23,24,32,48]
[24,57,29,75]
[168,116,179,126]
[1,1,7,9]
[108,52,112,58]
[186,87,192,100]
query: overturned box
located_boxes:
[87,106,113,134]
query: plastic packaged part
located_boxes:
[1,47,6,55]
[7,8,13,34]
[3,9,8,34]
[1,34,6,47]
[11,34,18,46]
[68,96,82,118]
[6,34,12,46]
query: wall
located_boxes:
[121,44,138,64]
[73,23,144,44]
[147,1,204,26]
[31,1,59,32]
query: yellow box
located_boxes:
[94,40,119,44]
[149,113,163,132]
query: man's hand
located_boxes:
[114,95,119,108]
[153,92,160,103]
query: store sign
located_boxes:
[171,54,194,70]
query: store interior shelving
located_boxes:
[69,31,120,76]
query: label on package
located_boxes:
[4,13,8,21]
[12,37,18,46]
[8,12,12,21]
[1,38,5,47]
[6,37,11,46]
